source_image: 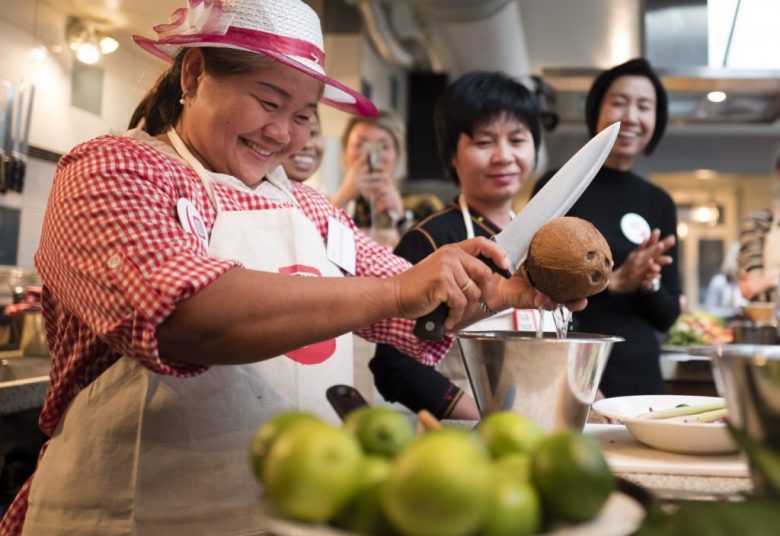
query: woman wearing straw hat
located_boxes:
[0,1,583,534]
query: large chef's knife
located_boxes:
[10,84,34,193]
[0,81,14,194]
[413,121,620,340]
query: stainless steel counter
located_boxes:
[0,351,49,416]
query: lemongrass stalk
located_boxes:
[636,401,725,420]
[663,408,728,423]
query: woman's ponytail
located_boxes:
[128,52,185,135]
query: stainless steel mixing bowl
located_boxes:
[704,344,780,497]
[456,331,622,433]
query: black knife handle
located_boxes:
[413,302,449,340]
[326,384,369,421]
[477,254,513,279]
[413,255,513,341]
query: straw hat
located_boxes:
[133,0,376,116]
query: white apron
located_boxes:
[22,130,352,535]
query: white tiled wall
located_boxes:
[0,1,180,267]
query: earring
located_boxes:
[179,91,187,105]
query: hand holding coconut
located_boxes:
[478,219,603,317]
[525,217,614,303]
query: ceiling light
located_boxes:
[707,91,727,103]
[76,42,100,65]
[30,45,47,60]
[99,36,118,55]
[66,17,119,64]
[690,202,720,225]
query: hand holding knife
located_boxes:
[413,122,621,340]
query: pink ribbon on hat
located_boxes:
[154,0,233,38]
[149,0,325,68]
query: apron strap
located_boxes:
[459,194,515,240]
[167,128,220,211]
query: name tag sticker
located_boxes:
[326,217,356,275]
[513,309,539,331]
[177,198,209,250]
[620,212,651,245]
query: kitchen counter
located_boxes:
[445,419,751,499]
[585,423,752,499]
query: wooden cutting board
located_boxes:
[584,423,749,477]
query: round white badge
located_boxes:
[620,213,651,245]
[177,198,209,249]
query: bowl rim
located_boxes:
[689,344,780,363]
[454,330,624,343]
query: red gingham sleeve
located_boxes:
[35,136,237,375]
[291,183,452,365]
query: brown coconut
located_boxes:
[524,217,613,303]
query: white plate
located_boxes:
[592,395,737,455]
[258,486,646,536]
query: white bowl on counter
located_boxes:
[592,395,737,455]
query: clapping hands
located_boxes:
[608,228,675,294]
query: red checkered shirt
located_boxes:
[0,133,450,535]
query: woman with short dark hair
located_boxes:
[532,58,681,397]
[370,71,558,419]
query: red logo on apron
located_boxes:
[278,264,337,364]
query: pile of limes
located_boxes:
[250,408,615,536]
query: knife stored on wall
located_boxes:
[0,81,14,194]
[413,122,620,340]
[10,84,35,193]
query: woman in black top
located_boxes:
[371,71,546,418]
[532,58,680,397]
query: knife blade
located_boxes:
[0,81,14,194]
[413,121,620,340]
[11,84,34,193]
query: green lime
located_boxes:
[531,430,615,523]
[248,410,318,483]
[344,406,415,458]
[494,452,532,482]
[477,411,545,459]
[263,420,363,522]
[334,456,395,536]
[382,429,491,536]
[481,463,542,536]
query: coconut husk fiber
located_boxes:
[525,217,613,303]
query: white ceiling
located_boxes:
[43,0,182,58]
[43,0,181,32]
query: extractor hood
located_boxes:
[362,0,780,126]
[541,66,780,125]
[539,0,780,125]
